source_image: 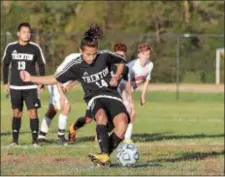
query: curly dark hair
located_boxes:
[80,24,104,49]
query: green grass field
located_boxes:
[1,87,224,175]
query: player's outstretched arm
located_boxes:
[20,71,57,85]
[140,80,150,105]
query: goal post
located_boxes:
[216,48,224,85]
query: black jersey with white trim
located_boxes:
[55,50,125,103]
[2,41,46,89]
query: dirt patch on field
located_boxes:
[136,84,224,93]
[2,153,87,166]
[202,158,224,175]
[1,153,90,175]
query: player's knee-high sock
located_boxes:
[73,116,86,130]
[30,118,39,143]
[12,117,21,143]
[124,123,133,140]
[96,125,110,154]
[108,132,123,154]
[58,114,67,137]
[39,116,52,136]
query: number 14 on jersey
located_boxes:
[95,79,108,88]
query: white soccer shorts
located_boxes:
[47,85,68,110]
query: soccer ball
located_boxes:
[116,144,139,167]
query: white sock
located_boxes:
[124,123,133,140]
[40,116,52,134]
[58,114,67,136]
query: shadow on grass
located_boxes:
[1,131,31,136]
[55,132,224,145]
[73,133,171,144]
[110,161,162,168]
[1,130,66,137]
[76,136,95,143]
[38,139,57,145]
[149,150,225,163]
[2,131,223,145]
[37,136,96,145]
[132,133,224,142]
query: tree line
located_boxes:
[1,1,224,83]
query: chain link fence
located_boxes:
[1,32,224,96]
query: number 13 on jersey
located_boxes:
[18,61,26,70]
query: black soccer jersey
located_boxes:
[54,50,125,103]
[2,41,46,89]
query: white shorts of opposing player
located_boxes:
[117,81,134,143]
[48,85,69,134]
[38,85,69,140]
[48,85,69,110]
[117,81,132,114]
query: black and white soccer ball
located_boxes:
[116,144,139,167]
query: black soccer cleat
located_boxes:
[32,140,40,148]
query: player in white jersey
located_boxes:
[38,53,80,145]
[122,43,153,143]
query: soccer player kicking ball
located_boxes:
[67,43,134,144]
[68,43,153,144]
[20,24,130,166]
[122,43,154,143]
[2,22,46,147]
[38,53,80,145]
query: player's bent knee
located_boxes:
[113,116,128,138]
[121,113,129,124]
[113,113,128,127]
[13,109,23,118]
[28,109,38,119]
[62,103,71,114]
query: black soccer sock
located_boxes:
[30,118,39,143]
[109,132,123,154]
[58,129,65,137]
[12,117,21,142]
[74,116,86,130]
[96,124,110,154]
